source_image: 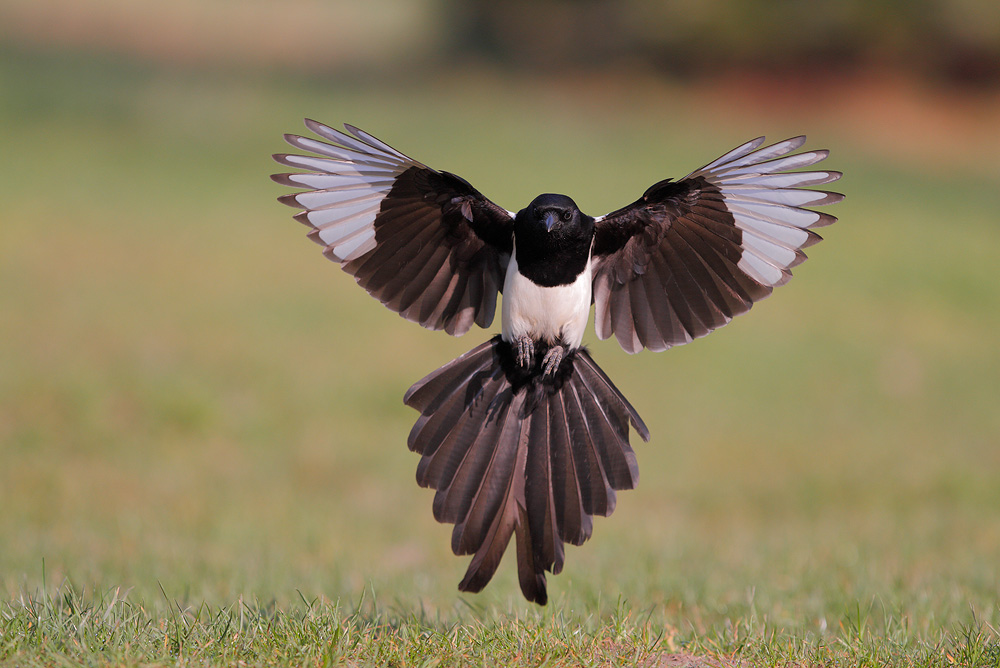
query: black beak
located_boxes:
[543,210,559,232]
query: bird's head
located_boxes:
[521,194,590,236]
[513,193,594,285]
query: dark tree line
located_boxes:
[441,0,1000,84]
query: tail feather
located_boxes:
[572,370,639,490]
[408,340,501,478]
[404,336,648,604]
[455,499,517,595]
[547,389,593,547]
[415,365,505,492]
[514,504,548,605]
[524,397,565,576]
[456,404,530,594]
[408,363,495,458]
[432,377,510,522]
[575,350,650,441]
[404,339,495,416]
[409,385,475,460]
[563,381,617,516]
[453,389,526,554]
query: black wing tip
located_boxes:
[294,210,317,228]
[304,119,379,150]
[303,117,333,134]
[817,190,846,206]
[808,211,839,229]
[272,153,307,169]
[276,192,305,209]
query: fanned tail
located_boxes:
[404,336,649,604]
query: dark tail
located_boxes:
[403,336,649,605]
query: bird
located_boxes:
[271,120,842,604]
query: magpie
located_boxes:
[272,121,842,604]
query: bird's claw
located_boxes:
[541,346,565,377]
[515,336,534,369]
[514,337,564,377]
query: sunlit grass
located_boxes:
[1,48,999,665]
[2,581,998,666]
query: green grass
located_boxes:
[2,46,999,666]
[3,582,999,666]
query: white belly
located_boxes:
[501,250,592,348]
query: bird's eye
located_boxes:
[560,209,573,222]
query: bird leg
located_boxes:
[515,335,534,369]
[541,345,565,377]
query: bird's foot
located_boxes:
[541,345,565,377]
[515,335,534,369]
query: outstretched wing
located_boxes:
[272,120,515,336]
[591,136,843,354]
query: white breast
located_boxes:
[501,249,593,349]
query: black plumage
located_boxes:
[272,122,842,604]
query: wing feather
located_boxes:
[593,136,842,353]
[272,120,514,335]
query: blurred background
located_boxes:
[1,0,999,629]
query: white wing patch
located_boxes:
[273,119,424,263]
[686,136,842,288]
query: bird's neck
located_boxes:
[512,231,593,287]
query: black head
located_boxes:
[521,193,588,235]
[513,194,595,287]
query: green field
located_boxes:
[2,47,999,666]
